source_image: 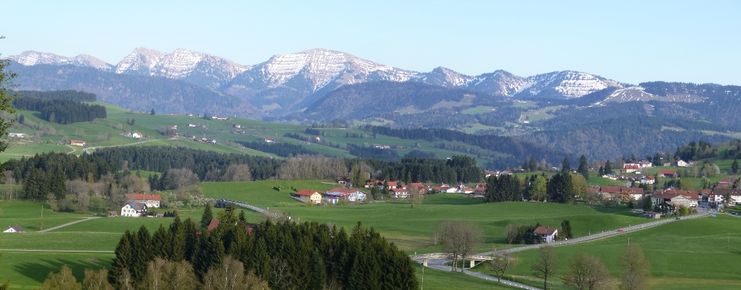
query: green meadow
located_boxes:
[475,215,741,290]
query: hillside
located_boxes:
[2,99,551,167]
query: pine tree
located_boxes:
[183,218,199,262]
[560,220,573,239]
[151,224,171,258]
[194,234,225,280]
[108,231,134,287]
[238,210,246,223]
[561,157,571,173]
[169,216,186,261]
[732,159,739,174]
[577,155,589,179]
[605,160,613,174]
[201,203,213,230]
[130,226,153,281]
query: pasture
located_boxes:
[476,215,741,290]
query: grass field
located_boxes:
[1,102,495,166]
[203,180,649,252]
[475,215,741,290]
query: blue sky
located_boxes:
[2,0,740,84]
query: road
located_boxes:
[38,216,101,233]
[416,213,709,290]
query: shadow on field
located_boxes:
[593,206,636,217]
[422,194,484,205]
[14,256,111,283]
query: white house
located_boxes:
[676,160,690,167]
[70,140,86,147]
[126,193,161,208]
[3,226,24,233]
[121,202,147,217]
[391,188,409,199]
[8,132,28,138]
[534,226,559,243]
[325,188,366,204]
[131,132,143,139]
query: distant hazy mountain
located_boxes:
[303,81,499,121]
[7,48,628,117]
[5,48,740,162]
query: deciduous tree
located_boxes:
[620,244,650,290]
[531,246,557,290]
[562,254,612,290]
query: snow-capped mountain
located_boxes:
[114,47,164,75]
[224,48,418,112]
[417,67,475,87]
[516,71,623,99]
[114,48,249,89]
[9,51,112,71]
[466,70,530,97]
[8,47,627,116]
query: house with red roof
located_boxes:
[659,170,678,178]
[533,226,559,243]
[294,189,322,205]
[652,189,699,209]
[126,193,161,208]
[623,163,641,173]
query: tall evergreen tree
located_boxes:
[108,231,134,287]
[577,155,589,179]
[151,225,171,258]
[561,157,571,173]
[183,218,199,262]
[194,234,225,280]
[732,159,739,174]
[169,216,186,261]
[201,203,213,230]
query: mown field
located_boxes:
[475,215,741,290]
[0,178,652,289]
[200,180,648,252]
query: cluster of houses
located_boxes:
[119,193,161,217]
[589,177,741,213]
[8,132,29,139]
[293,188,367,205]
[363,179,487,197]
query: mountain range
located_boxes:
[5,48,741,161]
[7,48,630,116]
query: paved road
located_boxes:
[219,199,284,220]
[416,213,709,290]
[38,216,101,233]
[425,258,540,290]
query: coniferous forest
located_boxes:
[109,208,417,290]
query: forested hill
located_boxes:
[13,90,106,124]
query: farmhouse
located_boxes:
[3,226,24,233]
[676,160,690,167]
[652,189,699,209]
[533,226,559,243]
[659,169,677,178]
[391,187,409,199]
[324,188,366,204]
[295,189,322,205]
[623,163,641,173]
[8,132,28,138]
[69,139,86,147]
[120,202,147,217]
[126,193,161,208]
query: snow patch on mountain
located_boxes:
[253,48,416,91]
[9,51,112,70]
[520,71,623,99]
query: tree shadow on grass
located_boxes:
[14,256,112,283]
